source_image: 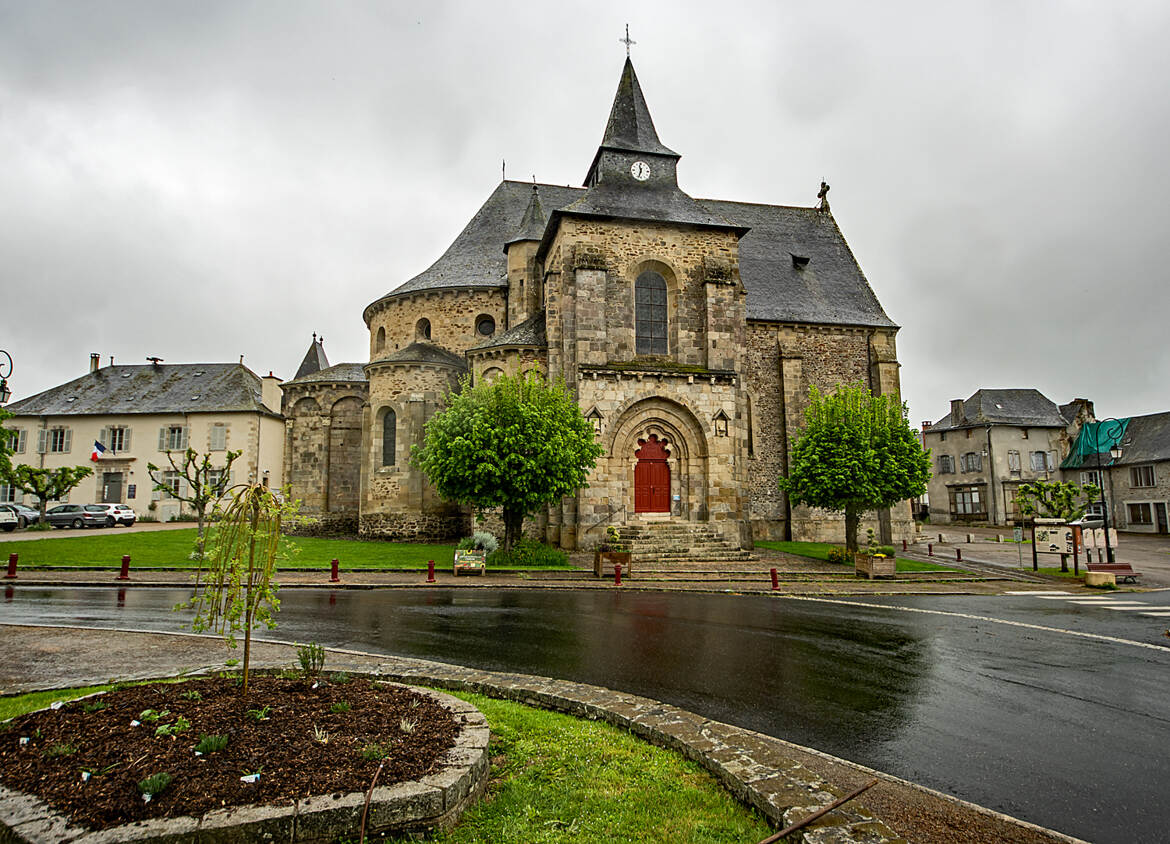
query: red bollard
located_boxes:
[426,559,436,583]
[614,562,622,586]
[115,554,131,581]
[928,543,933,556]
[330,558,340,583]
[5,553,17,579]
[902,539,907,552]
[770,567,779,590]
[956,548,962,562]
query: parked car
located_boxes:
[45,504,111,529]
[0,507,16,532]
[88,503,137,527]
[0,503,41,528]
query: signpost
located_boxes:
[1031,518,1074,573]
[453,548,486,576]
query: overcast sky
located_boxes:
[2,0,1167,426]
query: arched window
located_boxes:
[382,409,396,466]
[416,318,431,341]
[375,326,386,353]
[475,314,496,337]
[481,367,504,384]
[635,271,667,355]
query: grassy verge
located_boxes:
[756,540,959,573]
[0,529,566,570]
[1,685,770,843]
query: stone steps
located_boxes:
[611,522,756,566]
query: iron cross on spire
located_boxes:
[620,24,636,57]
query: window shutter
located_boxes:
[152,485,161,501]
[1047,451,1057,472]
[16,430,26,453]
[99,428,108,449]
[37,429,47,454]
[180,427,189,450]
[62,429,72,453]
[123,428,132,451]
[179,479,189,499]
[158,428,167,451]
[211,425,226,451]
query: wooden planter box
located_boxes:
[854,554,896,580]
[594,551,632,578]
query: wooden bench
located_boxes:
[1086,563,1141,584]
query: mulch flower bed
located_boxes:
[0,673,459,831]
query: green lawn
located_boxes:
[755,540,959,573]
[0,528,472,569]
[0,684,770,843]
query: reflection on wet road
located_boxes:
[3,586,1168,843]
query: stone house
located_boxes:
[2,355,284,519]
[923,390,1093,525]
[1063,412,1170,534]
[282,57,911,550]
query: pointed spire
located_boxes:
[598,58,677,158]
[506,183,547,246]
[294,333,330,380]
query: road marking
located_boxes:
[1140,612,1170,617]
[1004,591,1071,596]
[787,596,1170,652]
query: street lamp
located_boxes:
[0,350,12,405]
[1090,417,1126,564]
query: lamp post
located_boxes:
[1091,418,1125,564]
[0,350,12,404]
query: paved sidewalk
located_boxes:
[0,625,1081,844]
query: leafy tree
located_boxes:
[148,447,243,559]
[1,464,94,520]
[176,484,297,695]
[0,408,14,477]
[780,383,930,552]
[414,373,603,550]
[1013,479,1099,522]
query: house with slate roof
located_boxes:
[923,389,1094,525]
[1063,412,1170,534]
[2,355,284,520]
[283,57,913,549]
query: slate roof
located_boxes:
[6,364,280,417]
[368,342,468,370]
[282,362,368,386]
[592,57,678,162]
[294,336,330,380]
[1109,412,1170,466]
[468,312,547,352]
[505,185,548,246]
[929,389,1069,432]
[368,182,894,328]
[553,180,743,235]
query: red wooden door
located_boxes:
[634,436,671,513]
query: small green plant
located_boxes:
[826,546,853,564]
[224,658,240,668]
[330,671,350,685]
[277,668,301,680]
[138,708,170,724]
[312,724,330,744]
[82,699,107,713]
[399,718,417,734]
[360,742,387,761]
[44,741,77,758]
[456,530,499,554]
[156,716,191,736]
[296,641,326,680]
[486,538,569,568]
[601,525,628,552]
[329,701,351,714]
[180,690,202,702]
[246,705,272,721]
[194,734,229,754]
[138,772,173,798]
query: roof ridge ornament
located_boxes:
[816,180,831,213]
[620,24,636,57]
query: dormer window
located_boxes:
[790,254,810,268]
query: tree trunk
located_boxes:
[844,505,861,553]
[502,508,524,552]
[195,509,206,560]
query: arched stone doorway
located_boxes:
[634,434,671,513]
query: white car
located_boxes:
[0,507,16,532]
[88,503,137,527]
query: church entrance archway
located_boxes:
[634,434,671,513]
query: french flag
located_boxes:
[91,441,106,462]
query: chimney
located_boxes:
[109,355,115,367]
[950,399,965,424]
[261,372,283,414]
[89,353,100,373]
[921,421,932,430]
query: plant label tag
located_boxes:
[194,751,203,757]
[18,737,28,746]
[130,720,141,727]
[81,772,91,782]
[240,773,260,783]
[311,682,319,689]
[50,701,64,710]
[142,794,152,803]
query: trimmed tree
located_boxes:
[780,383,930,552]
[1013,479,1098,522]
[413,373,604,550]
[148,447,243,559]
[0,408,13,478]
[1,465,94,521]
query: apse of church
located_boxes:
[280,54,913,550]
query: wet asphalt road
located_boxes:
[3,586,1170,843]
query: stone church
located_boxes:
[280,58,910,550]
